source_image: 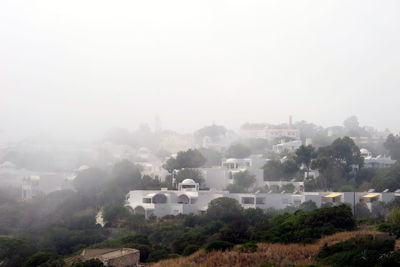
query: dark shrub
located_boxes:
[205,240,234,252]
[183,245,201,256]
[317,235,395,267]
[239,242,258,253]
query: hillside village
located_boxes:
[1,116,400,266]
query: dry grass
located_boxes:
[149,229,385,267]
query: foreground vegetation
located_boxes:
[0,199,358,266]
[150,230,390,267]
[1,185,399,266]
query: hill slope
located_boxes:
[149,230,386,267]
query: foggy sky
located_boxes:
[1,0,400,141]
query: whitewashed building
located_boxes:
[201,156,266,190]
[125,179,400,218]
[21,175,41,201]
[273,140,302,154]
[265,128,300,141]
[360,149,396,169]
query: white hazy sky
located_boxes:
[1,0,400,141]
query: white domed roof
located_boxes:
[181,178,196,185]
[0,161,15,169]
[225,158,238,163]
[78,165,90,172]
[360,148,369,154]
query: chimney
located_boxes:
[289,115,293,128]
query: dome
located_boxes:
[360,148,369,154]
[0,161,15,169]
[181,179,196,185]
[78,165,90,172]
[225,158,238,163]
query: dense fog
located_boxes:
[1,1,400,266]
[1,0,400,142]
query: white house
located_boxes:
[125,179,307,218]
[273,140,302,154]
[265,128,300,141]
[360,148,396,169]
[201,156,266,190]
[21,175,41,201]
[125,179,228,218]
[125,179,400,218]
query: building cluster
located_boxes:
[240,124,300,141]
[125,179,400,218]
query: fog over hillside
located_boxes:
[1,1,400,266]
[1,0,400,142]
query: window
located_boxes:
[256,197,265,204]
[182,185,195,189]
[177,195,190,204]
[143,198,151,203]
[242,197,255,204]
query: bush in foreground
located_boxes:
[317,235,396,267]
[205,240,234,252]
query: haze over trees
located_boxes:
[194,125,227,143]
[162,149,206,173]
[384,134,400,161]
[225,143,252,159]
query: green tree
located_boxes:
[295,145,316,171]
[310,157,330,172]
[317,236,395,267]
[388,207,400,225]
[384,134,400,161]
[325,137,364,171]
[73,168,107,197]
[207,197,243,222]
[205,240,234,252]
[281,160,300,179]
[232,170,256,192]
[194,125,227,143]
[175,168,204,185]
[263,160,299,181]
[299,200,317,212]
[198,148,223,167]
[24,251,61,267]
[343,116,361,136]
[371,163,400,191]
[354,202,371,218]
[263,160,283,180]
[163,149,206,173]
[102,204,130,227]
[0,237,36,267]
[112,160,142,189]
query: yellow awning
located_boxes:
[324,193,342,198]
[362,193,380,198]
